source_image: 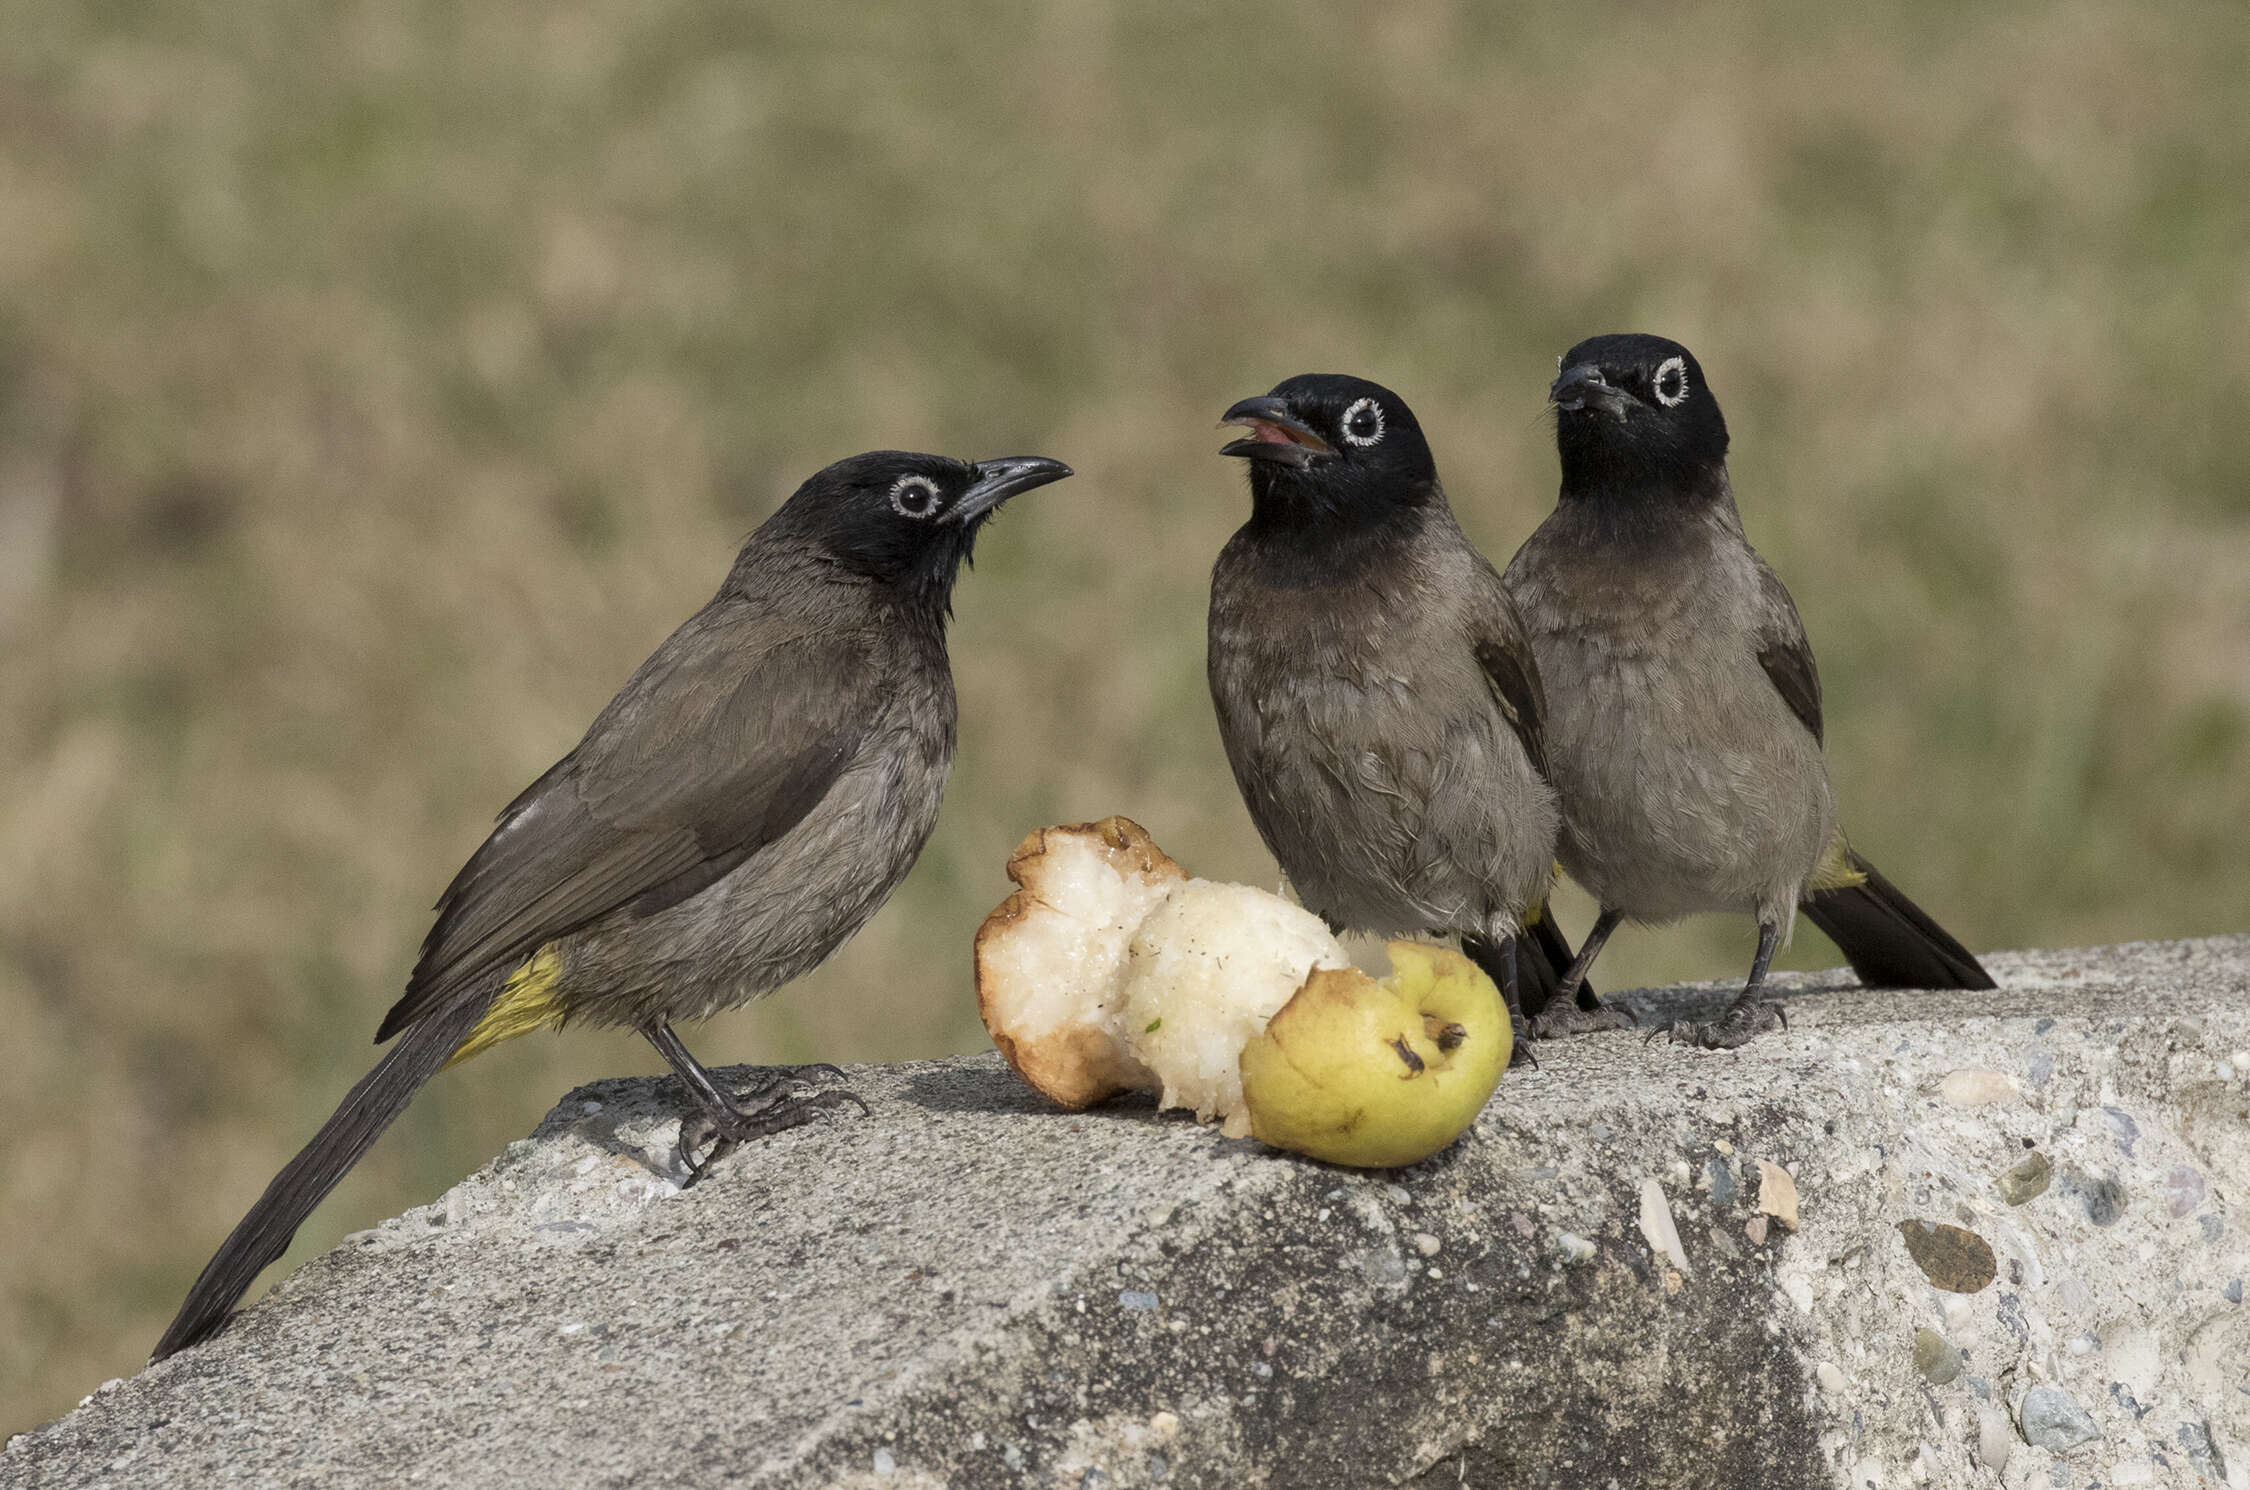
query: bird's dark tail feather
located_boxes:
[1464,913,1585,1021]
[152,995,487,1361]
[1802,851,1995,991]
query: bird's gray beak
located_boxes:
[1219,396,1336,467]
[951,456,1074,524]
[1549,363,1634,421]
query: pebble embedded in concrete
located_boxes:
[1704,1157,1737,1207]
[1910,1328,1962,1385]
[2018,1385,2101,1453]
[2177,1420,2228,1482]
[1975,1406,2014,1471]
[2164,1165,2206,1217]
[1997,1151,2051,1205]
[1638,1177,1690,1276]
[2060,1168,2127,1227]
[1755,1160,1799,1232]
[1896,1220,1997,1293]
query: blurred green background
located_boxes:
[4,0,2246,1433]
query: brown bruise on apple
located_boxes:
[973,816,1182,1109]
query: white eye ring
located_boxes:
[1339,396,1386,447]
[1652,355,1690,408]
[889,473,942,519]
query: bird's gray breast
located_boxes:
[1505,507,1833,921]
[1208,554,1554,938]
[564,653,956,1027]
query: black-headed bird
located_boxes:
[1505,334,1992,1048]
[1207,374,1598,1049]
[154,449,1071,1359]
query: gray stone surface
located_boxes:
[7,935,2248,1489]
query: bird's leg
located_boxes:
[645,1021,848,1107]
[1660,921,1788,1050]
[1561,907,1622,1009]
[640,1019,866,1186]
[1495,938,1541,1069]
[1529,907,1635,1039]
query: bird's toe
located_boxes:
[673,1086,869,1185]
[1659,999,1786,1050]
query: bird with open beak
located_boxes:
[1206,373,1604,1050]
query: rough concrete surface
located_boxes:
[7,936,2247,1489]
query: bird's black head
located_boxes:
[1219,374,1438,528]
[748,450,1072,612]
[1549,334,1729,498]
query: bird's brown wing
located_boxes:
[1750,558,1824,746]
[376,609,874,1040]
[1471,591,1552,782]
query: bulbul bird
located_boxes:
[153,449,1072,1361]
[1207,374,1595,1045]
[1503,333,1994,1049]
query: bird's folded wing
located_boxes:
[1470,593,1552,782]
[1750,557,1824,746]
[376,615,874,1040]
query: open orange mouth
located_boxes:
[1219,396,1335,465]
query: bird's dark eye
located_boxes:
[889,474,942,519]
[1652,356,1690,408]
[1340,396,1386,448]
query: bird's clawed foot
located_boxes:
[723,1062,849,1108]
[676,1082,868,1187]
[1650,997,1787,1050]
[1529,1000,1637,1041]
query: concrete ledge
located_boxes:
[8,937,2247,1489]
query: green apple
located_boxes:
[1238,941,1511,1167]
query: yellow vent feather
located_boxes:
[445,946,566,1068]
[1809,836,1869,892]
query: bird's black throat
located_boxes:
[1238,470,1442,589]
[1556,428,1733,517]
[1246,456,1439,534]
